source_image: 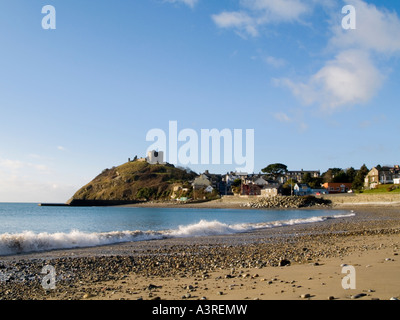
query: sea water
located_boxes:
[0,203,354,255]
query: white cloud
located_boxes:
[329,0,400,55]
[0,158,50,173]
[241,0,309,22]
[212,11,259,37]
[212,0,310,37]
[0,158,24,170]
[278,50,384,111]
[165,0,199,8]
[265,55,286,68]
[212,0,399,112]
[0,157,77,203]
[0,174,76,203]
[275,0,400,112]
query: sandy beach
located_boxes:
[0,197,399,301]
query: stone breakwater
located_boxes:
[241,196,332,209]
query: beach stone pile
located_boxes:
[241,196,331,209]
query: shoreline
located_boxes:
[0,203,399,300]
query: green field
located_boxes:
[362,184,400,194]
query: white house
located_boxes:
[394,177,400,185]
[294,183,311,196]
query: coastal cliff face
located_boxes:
[67,161,197,206]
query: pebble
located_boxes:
[351,293,367,299]
[279,259,291,267]
[300,293,311,299]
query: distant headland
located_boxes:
[39,151,400,207]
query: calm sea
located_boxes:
[0,203,354,256]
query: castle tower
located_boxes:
[147,150,165,165]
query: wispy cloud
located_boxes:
[0,157,77,202]
[358,114,387,129]
[273,111,308,132]
[212,0,311,37]
[0,174,76,203]
[274,112,292,123]
[165,0,199,9]
[0,157,51,174]
[264,55,286,68]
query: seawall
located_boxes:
[317,193,400,205]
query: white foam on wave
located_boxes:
[0,212,355,255]
[0,230,164,256]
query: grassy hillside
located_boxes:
[361,184,400,194]
[67,161,198,204]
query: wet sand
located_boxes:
[0,203,399,300]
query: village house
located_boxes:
[240,174,284,196]
[323,182,352,194]
[261,185,283,197]
[244,176,268,186]
[364,166,400,189]
[241,183,262,196]
[280,170,321,184]
[201,170,223,189]
[220,172,241,195]
[192,174,212,190]
[293,183,312,196]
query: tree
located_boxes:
[332,170,349,183]
[282,178,296,196]
[261,163,288,181]
[301,172,312,184]
[322,168,342,183]
[352,164,369,191]
[308,177,323,189]
[346,167,357,183]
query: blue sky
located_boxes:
[0,0,399,202]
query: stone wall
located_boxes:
[317,193,400,204]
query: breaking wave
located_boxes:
[0,212,355,256]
